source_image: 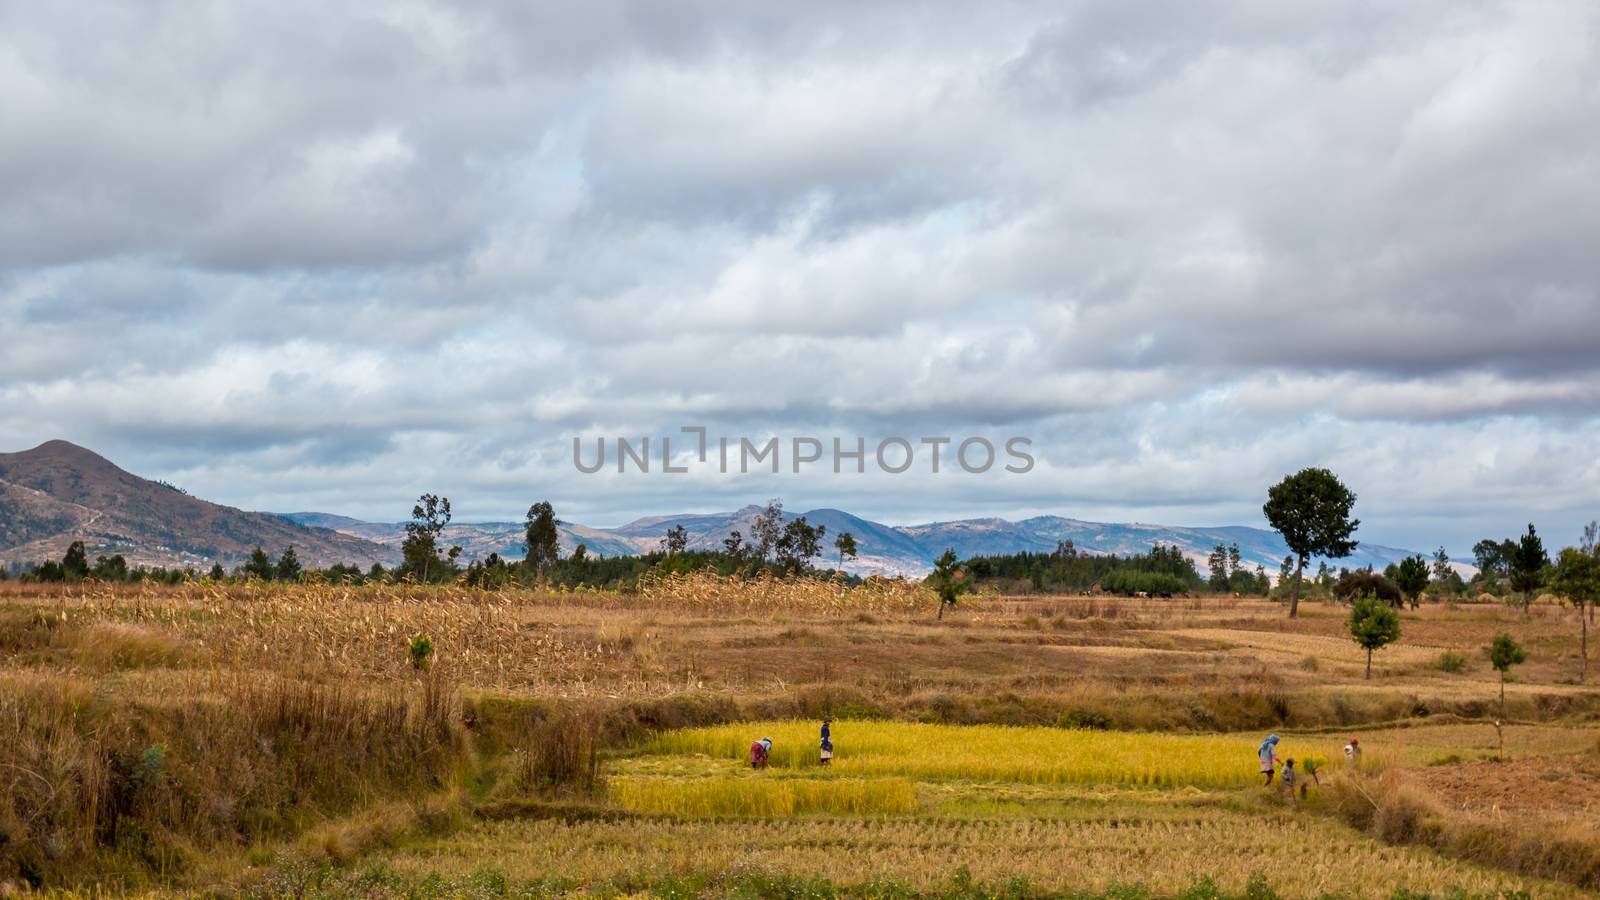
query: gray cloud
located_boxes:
[3,0,1599,557]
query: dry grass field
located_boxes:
[1,577,1597,897]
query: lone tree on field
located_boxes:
[524,501,561,577]
[403,493,452,584]
[1508,523,1547,616]
[1551,546,1598,682]
[1392,555,1430,609]
[661,524,689,556]
[1348,596,1401,680]
[1263,467,1360,618]
[834,531,858,567]
[1489,632,1527,714]
[929,549,971,621]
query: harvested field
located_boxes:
[3,581,1598,896]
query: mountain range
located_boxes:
[285,505,1425,578]
[1,440,1427,576]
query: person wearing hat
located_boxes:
[1343,737,1361,766]
[1258,733,1281,785]
[819,717,834,766]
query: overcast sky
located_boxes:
[3,1,1598,555]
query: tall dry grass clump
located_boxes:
[0,671,466,890]
[499,708,602,798]
[1326,764,1600,890]
[72,622,185,671]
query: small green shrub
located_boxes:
[1057,708,1112,730]
[1300,756,1324,785]
[408,634,434,670]
[1437,651,1468,673]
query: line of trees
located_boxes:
[11,538,388,586]
[2,496,864,591]
[13,541,199,585]
[447,497,860,589]
[961,541,1219,596]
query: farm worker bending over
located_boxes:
[1343,737,1361,765]
[1258,734,1280,785]
[820,717,834,766]
[750,737,772,769]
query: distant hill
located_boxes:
[0,440,393,568]
[289,505,1426,578]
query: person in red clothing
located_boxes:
[750,737,772,768]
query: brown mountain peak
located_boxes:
[0,441,392,569]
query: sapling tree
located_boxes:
[1348,596,1401,680]
[1263,468,1360,618]
[1489,632,1526,715]
[929,549,971,621]
[1301,756,1324,786]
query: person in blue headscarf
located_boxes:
[1258,734,1281,785]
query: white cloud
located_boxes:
[2,0,1599,555]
